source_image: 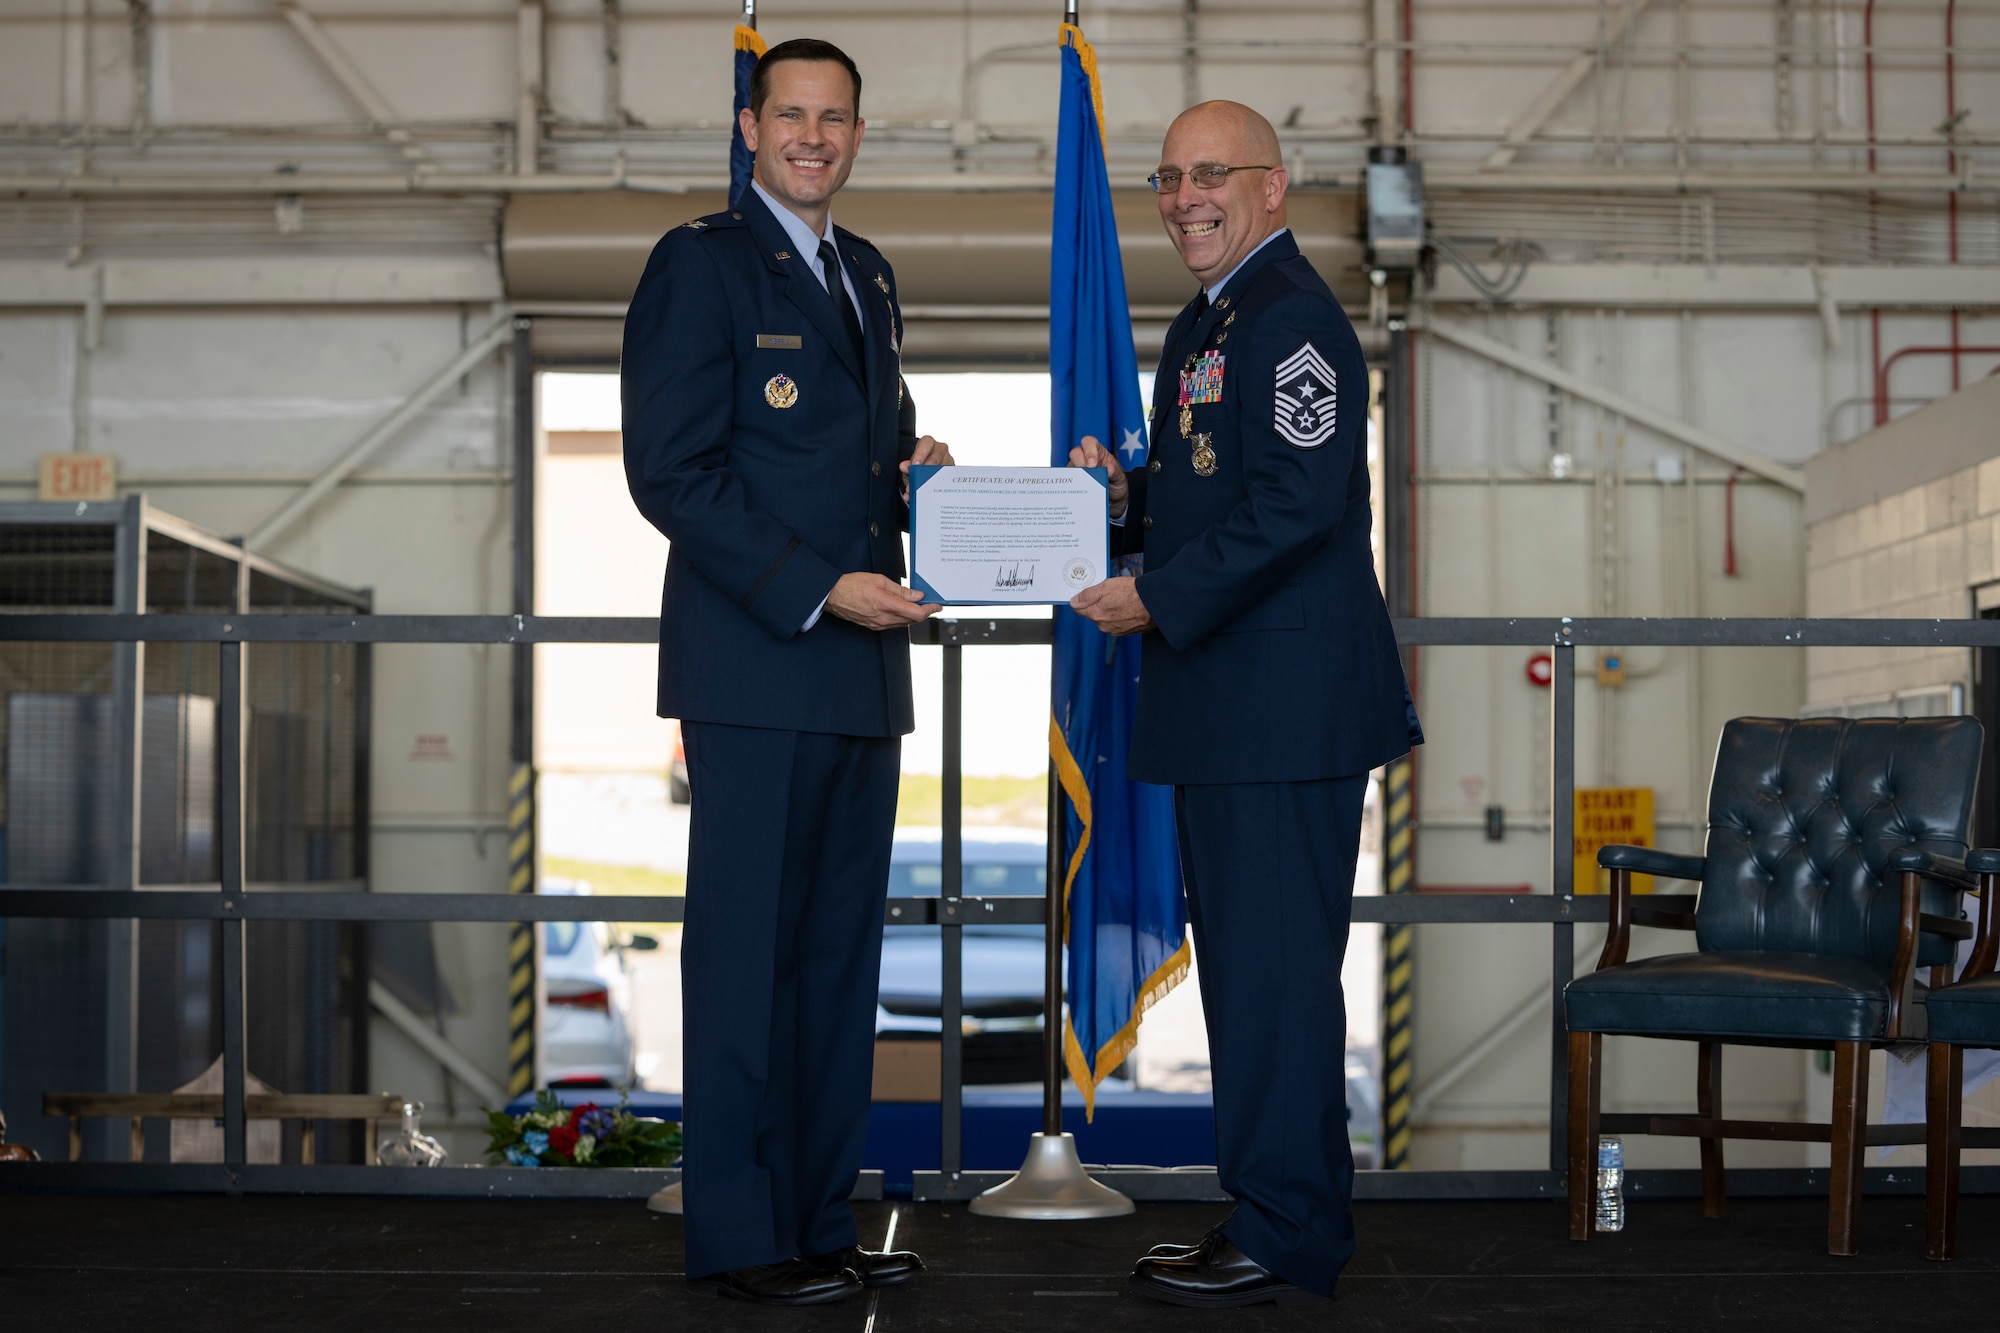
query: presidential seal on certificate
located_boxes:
[908,465,1109,605]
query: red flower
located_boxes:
[548,1124,580,1158]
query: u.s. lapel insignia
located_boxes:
[1215,295,1231,310]
[764,374,799,409]
[774,250,791,261]
[874,272,890,294]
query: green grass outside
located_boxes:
[542,857,684,934]
[896,773,1045,828]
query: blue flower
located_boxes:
[505,1143,540,1168]
[522,1130,550,1155]
[577,1107,616,1139]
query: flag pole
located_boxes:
[743,0,756,29]
[969,1,1134,1220]
[1043,761,1064,1139]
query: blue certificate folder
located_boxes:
[907,465,1109,605]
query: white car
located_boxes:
[539,880,653,1089]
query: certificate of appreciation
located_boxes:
[907,466,1109,605]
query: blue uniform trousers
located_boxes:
[1176,774,1367,1297]
[678,721,901,1280]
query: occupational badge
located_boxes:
[764,374,798,409]
[874,272,891,294]
[1273,341,1337,449]
[1190,433,1218,477]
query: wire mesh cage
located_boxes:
[0,499,372,1163]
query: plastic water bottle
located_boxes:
[1595,1135,1625,1232]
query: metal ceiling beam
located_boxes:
[1484,0,1655,169]
[0,166,1980,196]
[1427,262,2000,310]
[368,981,508,1110]
[246,309,517,551]
[0,257,502,307]
[1415,314,1805,492]
[277,2,428,164]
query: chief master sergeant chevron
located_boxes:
[622,38,947,1309]
[1069,100,1423,1309]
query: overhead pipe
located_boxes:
[1947,0,1962,390]
[1866,0,1883,424]
[1873,344,2000,426]
[1418,314,1805,491]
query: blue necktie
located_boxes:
[818,239,865,362]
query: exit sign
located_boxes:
[39,454,118,502]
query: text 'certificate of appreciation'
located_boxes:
[908,466,1109,605]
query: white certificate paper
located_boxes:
[908,466,1109,605]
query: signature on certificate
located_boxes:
[993,562,1037,591]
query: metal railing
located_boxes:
[3,612,1999,1201]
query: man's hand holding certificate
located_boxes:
[908,466,1110,605]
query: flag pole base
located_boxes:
[966,1133,1136,1219]
[645,1180,683,1215]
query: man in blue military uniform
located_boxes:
[1070,100,1422,1308]
[623,39,948,1307]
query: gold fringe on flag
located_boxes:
[1058,23,1108,146]
[1050,710,1191,1122]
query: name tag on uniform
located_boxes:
[756,334,804,349]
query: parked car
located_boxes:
[539,879,656,1089]
[877,830,1049,1085]
[668,726,690,805]
[875,831,1383,1162]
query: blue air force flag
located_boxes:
[729,24,767,206]
[1048,21,1188,1122]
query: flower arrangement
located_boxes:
[484,1091,681,1168]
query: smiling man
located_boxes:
[622,38,945,1307]
[1070,101,1422,1308]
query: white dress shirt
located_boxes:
[750,180,865,632]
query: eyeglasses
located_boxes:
[1146,164,1273,193]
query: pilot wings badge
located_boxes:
[1273,342,1338,449]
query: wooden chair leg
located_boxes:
[1697,1040,1727,1219]
[1926,1042,1963,1261]
[68,1116,82,1163]
[1828,1040,1869,1256]
[1568,1030,1602,1241]
[130,1117,144,1164]
[302,1121,316,1166]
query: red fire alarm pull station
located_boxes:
[1525,652,1554,689]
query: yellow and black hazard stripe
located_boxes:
[507,762,537,1098]
[1379,755,1416,1169]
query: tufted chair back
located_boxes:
[1697,716,1982,968]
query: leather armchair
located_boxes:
[1924,848,2000,1260]
[1565,716,1982,1257]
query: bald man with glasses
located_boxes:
[1070,100,1422,1309]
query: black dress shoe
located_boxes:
[688,1258,862,1306]
[1145,1225,1227,1260]
[1129,1237,1329,1309]
[806,1245,924,1287]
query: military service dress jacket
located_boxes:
[623,188,918,738]
[1121,232,1422,785]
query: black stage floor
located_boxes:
[5,1192,1999,1331]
